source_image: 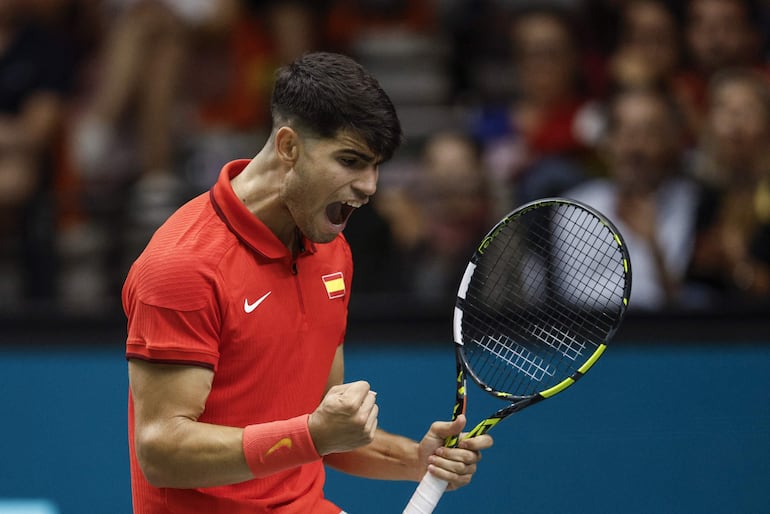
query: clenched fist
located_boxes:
[308,381,379,455]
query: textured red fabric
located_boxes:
[124,160,351,513]
[242,414,321,478]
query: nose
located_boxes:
[354,165,378,198]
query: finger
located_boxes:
[340,380,372,405]
[429,452,477,474]
[429,414,467,440]
[364,403,379,436]
[351,390,376,423]
[435,446,482,466]
[458,434,493,451]
[359,389,377,412]
[348,389,376,429]
[426,461,474,490]
[327,381,370,411]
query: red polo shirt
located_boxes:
[123,160,351,514]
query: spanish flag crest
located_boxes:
[322,272,346,299]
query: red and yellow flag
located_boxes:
[322,272,345,299]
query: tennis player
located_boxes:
[123,52,493,513]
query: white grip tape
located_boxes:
[402,472,449,514]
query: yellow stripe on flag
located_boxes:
[322,273,345,298]
[325,278,344,293]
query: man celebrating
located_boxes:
[123,52,492,513]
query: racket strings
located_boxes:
[475,332,555,382]
[461,203,628,396]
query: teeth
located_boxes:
[342,200,363,208]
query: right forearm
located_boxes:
[136,418,251,489]
[136,414,323,489]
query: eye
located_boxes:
[338,156,359,168]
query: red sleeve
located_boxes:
[125,301,221,370]
[123,248,223,371]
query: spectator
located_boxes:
[673,0,769,140]
[565,87,699,310]
[72,0,239,234]
[323,0,436,55]
[0,0,74,305]
[322,0,452,148]
[474,5,596,217]
[64,0,242,302]
[185,0,321,191]
[375,131,493,306]
[684,68,770,307]
[608,0,683,93]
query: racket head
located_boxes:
[453,197,631,404]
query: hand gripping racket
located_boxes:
[403,198,632,514]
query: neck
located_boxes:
[231,152,298,250]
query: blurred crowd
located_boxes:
[2,0,770,316]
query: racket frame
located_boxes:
[403,197,631,514]
[447,197,630,442]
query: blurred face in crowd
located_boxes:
[511,11,578,104]
[620,0,680,81]
[420,134,489,255]
[707,73,770,174]
[607,90,680,192]
[687,0,758,73]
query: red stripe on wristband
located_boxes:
[242,414,321,478]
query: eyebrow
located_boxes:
[338,148,380,165]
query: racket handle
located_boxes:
[402,472,449,514]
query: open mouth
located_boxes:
[326,201,361,226]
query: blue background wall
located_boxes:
[1,340,769,513]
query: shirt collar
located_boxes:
[210,160,316,259]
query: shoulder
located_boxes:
[124,195,238,311]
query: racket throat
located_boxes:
[466,416,503,438]
[461,395,543,442]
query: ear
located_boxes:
[274,126,300,165]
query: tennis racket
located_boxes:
[403,197,632,514]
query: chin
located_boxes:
[302,226,338,245]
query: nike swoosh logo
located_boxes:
[265,437,292,457]
[244,291,272,313]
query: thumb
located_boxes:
[430,414,468,440]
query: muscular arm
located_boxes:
[129,354,378,489]
[324,429,421,481]
[130,343,489,490]
[325,418,490,488]
[128,359,252,488]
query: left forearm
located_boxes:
[323,428,423,482]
